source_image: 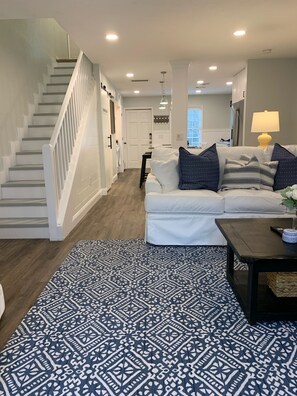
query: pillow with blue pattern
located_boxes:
[271,143,297,190]
[178,144,219,191]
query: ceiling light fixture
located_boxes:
[159,71,168,107]
[209,66,217,71]
[197,80,204,85]
[196,89,202,94]
[134,90,140,94]
[126,73,134,78]
[105,33,119,41]
[233,30,246,37]
[226,81,233,86]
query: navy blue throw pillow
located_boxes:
[271,143,297,190]
[178,144,219,191]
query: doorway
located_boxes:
[125,109,152,168]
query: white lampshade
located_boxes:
[251,110,280,133]
[251,110,280,149]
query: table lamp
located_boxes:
[251,110,280,149]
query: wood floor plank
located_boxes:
[0,169,145,350]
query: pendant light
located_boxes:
[159,71,168,107]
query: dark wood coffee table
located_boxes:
[215,218,297,325]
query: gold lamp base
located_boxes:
[257,132,272,149]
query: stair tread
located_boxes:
[56,58,77,62]
[16,150,42,154]
[9,164,44,170]
[0,218,48,227]
[22,137,50,141]
[50,74,72,77]
[47,83,68,86]
[33,113,59,116]
[42,92,65,95]
[0,198,46,206]
[28,125,55,128]
[38,102,63,105]
[2,180,45,187]
[54,65,75,67]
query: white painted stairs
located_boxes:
[0,59,77,238]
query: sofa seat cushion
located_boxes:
[145,190,224,214]
[219,189,284,214]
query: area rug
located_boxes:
[0,240,297,395]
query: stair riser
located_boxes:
[9,169,44,181]
[47,84,68,93]
[0,227,49,239]
[32,115,58,125]
[21,140,49,151]
[56,61,76,68]
[50,75,71,84]
[16,153,42,165]
[0,206,47,218]
[2,186,46,199]
[42,93,65,103]
[27,126,53,138]
[54,67,75,75]
[38,104,62,113]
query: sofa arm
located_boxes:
[0,284,5,319]
[145,173,162,194]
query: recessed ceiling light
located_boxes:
[196,89,202,94]
[197,80,204,84]
[233,30,246,37]
[105,33,119,41]
[226,81,233,86]
[134,90,140,94]
[126,73,134,78]
[209,66,217,71]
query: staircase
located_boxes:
[0,59,77,238]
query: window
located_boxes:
[187,108,202,147]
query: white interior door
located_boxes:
[101,91,113,190]
[125,109,152,168]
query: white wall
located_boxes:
[0,19,69,167]
[244,58,297,146]
[123,94,231,147]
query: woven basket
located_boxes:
[267,272,297,297]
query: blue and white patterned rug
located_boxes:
[0,240,297,396]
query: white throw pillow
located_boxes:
[150,158,179,192]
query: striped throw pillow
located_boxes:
[221,156,260,190]
[241,155,278,191]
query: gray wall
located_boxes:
[123,93,231,131]
[0,19,69,162]
[188,94,231,130]
[244,58,297,146]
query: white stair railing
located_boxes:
[43,51,94,239]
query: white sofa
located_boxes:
[145,145,297,245]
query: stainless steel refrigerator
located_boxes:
[231,99,244,146]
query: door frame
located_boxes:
[123,107,153,169]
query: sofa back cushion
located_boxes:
[178,145,219,191]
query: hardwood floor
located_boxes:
[0,169,145,350]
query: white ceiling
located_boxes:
[1,0,297,97]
